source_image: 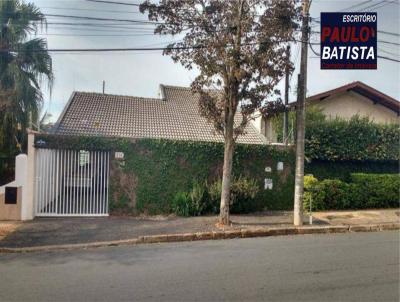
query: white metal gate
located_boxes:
[35,149,110,216]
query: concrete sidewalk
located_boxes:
[0,209,398,250]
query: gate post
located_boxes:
[23,130,37,220]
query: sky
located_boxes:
[28,0,400,122]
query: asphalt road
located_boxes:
[0,231,399,302]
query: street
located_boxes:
[0,231,399,302]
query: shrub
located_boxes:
[172,181,210,216]
[304,174,318,189]
[110,193,131,212]
[350,173,400,208]
[188,180,209,216]
[303,174,319,212]
[171,191,192,217]
[208,176,260,214]
[207,180,222,214]
[314,179,351,210]
[230,176,260,213]
[303,173,400,211]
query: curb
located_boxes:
[0,223,398,254]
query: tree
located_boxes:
[0,0,53,154]
[140,0,298,225]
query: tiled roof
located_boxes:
[53,85,266,145]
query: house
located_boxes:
[255,81,400,143]
[304,81,399,124]
[10,84,281,218]
[52,84,266,145]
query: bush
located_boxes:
[230,176,260,213]
[350,173,400,208]
[303,173,400,211]
[207,180,222,214]
[173,176,261,216]
[303,174,319,212]
[313,179,351,210]
[171,191,192,217]
[208,176,260,214]
[172,181,210,216]
[188,180,209,216]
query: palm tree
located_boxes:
[0,0,53,154]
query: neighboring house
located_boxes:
[255,81,400,143]
[53,85,266,145]
[305,81,399,124]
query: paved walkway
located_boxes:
[0,209,398,248]
[313,209,400,225]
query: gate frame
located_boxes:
[30,131,110,218]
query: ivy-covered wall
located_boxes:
[110,139,295,214]
[34,134,295,214]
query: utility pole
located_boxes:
[283,45,290,144]
[293,0,309,226]
[102,80,105,94]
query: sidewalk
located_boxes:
[0,209,398,251]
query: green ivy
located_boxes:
[112,139,295,214]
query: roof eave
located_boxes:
[51,91,77,134]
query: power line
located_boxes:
[309,42,320,56]
[44,14,162,25]
[378,47,399,56]
[339,0,374,11]
[86,0,140,6]
[44,22,157,29]
[359,0,394,11]
[35,33,158,37]
[378,40,400,46]
[36,26,154,33]
[313,0,374,20]
[358,0,387,11]
[378,55,400,62]
[41,6,142,14]
[378,30,400,37]
[1,39,303,53]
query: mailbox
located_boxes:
[5,187,18,204]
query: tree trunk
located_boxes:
[219,111,235,225]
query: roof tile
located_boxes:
[54,86,266,145]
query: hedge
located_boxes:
[305,160,399,181]
[303,173,400,211]
[305,116,399,161]
[350,173,400,209]
[271,109,399,161]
